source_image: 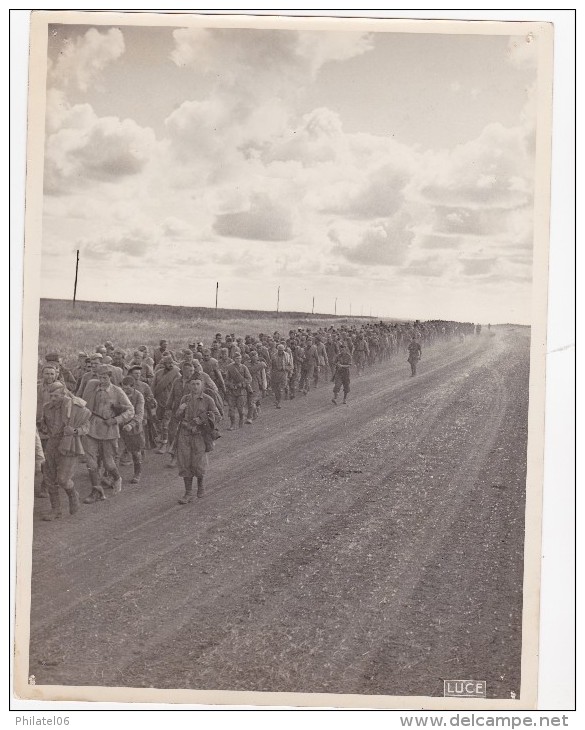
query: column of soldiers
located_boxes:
[35,320,477,519]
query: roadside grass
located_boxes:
[39,298,379,364]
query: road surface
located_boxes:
[29,327,529,700]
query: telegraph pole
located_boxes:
[72,250,79,308]
[276,285,280,317]
[215,282,219,316]
[312,296,315,315]
[334,297,337,316]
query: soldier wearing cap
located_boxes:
[164,362,197,468]
[40,381,91,520]
[152,353,181,453]
[45,352,77,392]
[332,343,352,405]
[201,348,226,395]
[246,350,267,422]
[225,352,252,429]
[76,353,102,398]
[111,348,129,377]
[126,365,157,450]
[120,376,145,484]
[73,352,89,382]
[36,364,60,498]
[127,350,154,382]
[81,365,134,501]
[174,379,220,504]
[407,335,422,377]
[154,339,175,368]
[270,344,292,409]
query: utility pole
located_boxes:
[312,296,314,315]
[276,285,280,317]
[334,297,337,316]
[215,282,219,316]
[350,302,352,317]
[72,250,79,308]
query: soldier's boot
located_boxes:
[343,396,348,405]
[178,477,193,504]
[156,441,168,455]
[130,459,142,484]
[42,491,62,521]
[227,418,236,431]
[37,479,49,499]
[332,392,338,405]
[112,472,122,494]
[166,453,177,469]
[196,477,205,499]
[239,414,245,428]
[119,448,133,466]
[84,470,106,503]
[65,486,80,515]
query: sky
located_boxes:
[40,21,539,323]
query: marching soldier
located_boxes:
[174,379,220,504]
[332,344,352,405]
[40,381,91,521]
[407,335,422,377]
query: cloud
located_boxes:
[295,30,374,74]
[49,27,125,92]
[417,122,534,210]
[333,213,414,266]
[213,194,296,241]
[44,103,156,194]
[459,257,497,276]
[403,255,450,278]
[336,164,411,219]
[79,226,157,260]
[171,27,372,82]
[418,233,463,250]
[166,28,373,176]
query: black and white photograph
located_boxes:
[13,10,560,710]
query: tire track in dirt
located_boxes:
[29,334,513,691]
[118,344,508,692]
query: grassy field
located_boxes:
[39,298,380,363]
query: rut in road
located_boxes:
[31,337,486,625]
[29,333,519,694]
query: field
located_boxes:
[28,323,530,703]
[38,298,379,361]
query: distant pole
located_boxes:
[334,297,337,316]
[215,282,219,315]
[72,250,79,308]
[312,296,315,315]
[350,302,352,317]
[276,285,280,317]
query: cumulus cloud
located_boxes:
[333,213,414,266]
[171,27,372,82]
[44,103,156,194]
[295,30,374,74]
[49,27,125,92]
[417,122,534,210]
[213,194,296,241]
[79,226,157,260]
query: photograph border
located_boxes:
[11,8,565,711]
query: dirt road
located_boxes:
[29,327,529,700]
